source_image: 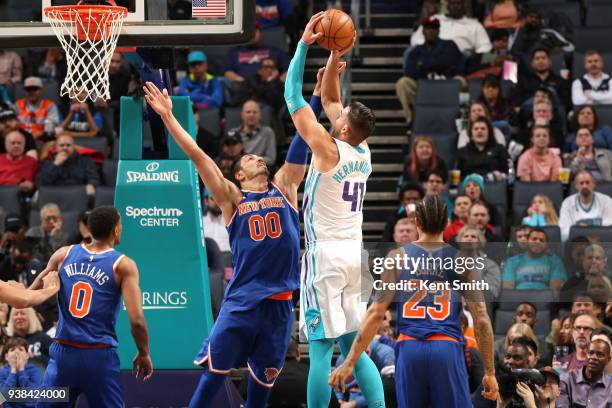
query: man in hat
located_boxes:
[0,109,38,159]
[177,50,223,111]
[396,15,464,125]
[411,0,491,55]
[14,77,60,140]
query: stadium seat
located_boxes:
[224,103,272,130]
[412,106,458,134]
[585,4,612,27]
[198,107,221,138]
[0,186,21,215]
[94,186,115,207]
[498,289,556,311]
[593,105,612,128]
[260,25,289,52]
[201,46,232,74]
[422,133,457,168]
[569,180,612,196]
[512,182,563,223]
[415,80,461,106]
[75,137,108,155]
[483,181,508,209]
[494,310,551,336]
[102,160,118,186]
[37,185,88,214]
[574,28,612,53]
[535,2,581,27]
[569,226,612,242]
[29,209,80,235]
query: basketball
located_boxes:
[314,9,355,51]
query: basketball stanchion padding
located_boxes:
[114,96,214,369]
[44,1,128,102]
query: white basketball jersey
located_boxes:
[303,138,371,245]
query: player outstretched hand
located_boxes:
[133,352,153,381]
[301,12,325,45]
[481,371,500,401]
[42,271,60,294]
[143,81,173,117]
[328,361,355,393]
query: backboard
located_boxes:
[0,0,254,48]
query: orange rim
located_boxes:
[43,5,128,21]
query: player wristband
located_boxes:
[285,95,322,164]
[284,40,310,115]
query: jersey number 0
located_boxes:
[69,281,93,318]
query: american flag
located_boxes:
[192,0,227,18]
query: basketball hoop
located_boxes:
[44,1,128,102]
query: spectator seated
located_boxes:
[572,50,612,107]
[14,77,60,141]
[0,130,37,194]
[517,125,562,182]
[564,105,612,152]
[177,51,223,111]
[564,127,612,182]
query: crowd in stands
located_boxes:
[0,0,609,406]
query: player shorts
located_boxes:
[395,338,471,408]
[194,298,294,388]
[299,241,370,341]
[37,342,123,408]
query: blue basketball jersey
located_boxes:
[396,243,463,342]
[55,244,124,347]
[224,183,300,310]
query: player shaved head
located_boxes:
[88,206,121,241]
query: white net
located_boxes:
[45,6,127,103]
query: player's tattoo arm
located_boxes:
[459,266,495,374]
[118,257,150,356]
[143,82,240,218]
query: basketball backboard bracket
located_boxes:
[0,0,254,48]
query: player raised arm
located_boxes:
[116,256,153,381]
[457,261,499,401]
[328,247,401,392]
[275,64,345,197]
[143,82,241,220]
[0,272,60,308]
[321,39,355,128]
[284,13,338,164]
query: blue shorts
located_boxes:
[194,298,294,388]
[37,342,122,408]
[395,339,471,408]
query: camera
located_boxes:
[497,366,545,407]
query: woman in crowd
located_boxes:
[587,275,612,326]
[565,127,612,182]
[477,74,513,136]
[457,117,509,181]
[399,136,448,185]
[456,225,501,300]
[460,173,502,226]
[552,314,575,351]
[458,101,506,148]
[564,105,612,152]
[5,307,52,370]
[521,194,559,227]
[517,125,562,182]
